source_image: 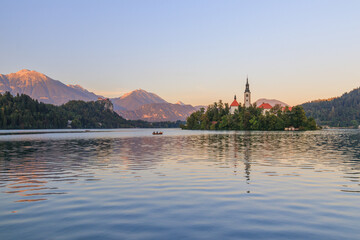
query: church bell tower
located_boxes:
[244,77,251,108]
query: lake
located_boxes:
[0,129,360,239]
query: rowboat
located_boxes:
[152,131,163,135]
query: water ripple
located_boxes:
[0,129,360,239]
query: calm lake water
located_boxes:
[0,129,360,240]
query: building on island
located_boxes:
[281,106,292,111]
[257,103,293,114]
[229,77,252,111]
[257,103,272,113]
[230,95,239,114]
[244,77,251,108]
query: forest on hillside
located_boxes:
[302,87,360,127]
[0,92,183,129]
[183,100,318,131]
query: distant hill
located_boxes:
[111,89,167,111]
[302,87,360,127]
[111,89,200,121]
[255,98,289,107]
[118,102,197,122]
[0,69,100,105]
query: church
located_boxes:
[229,77,251,114]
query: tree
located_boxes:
[350,120,359,129]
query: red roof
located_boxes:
[258,103,273,109]
[230,99,239,107]
[282,106,293,111]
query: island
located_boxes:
[182,78,318,131]
[182,101,318,131]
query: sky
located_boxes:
[1,0,359,106]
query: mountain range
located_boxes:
[0,70,201,122]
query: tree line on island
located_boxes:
[182,100,318,131]
[0,92,183,129]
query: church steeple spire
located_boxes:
[245,76,250,93]
[244,76,251,107]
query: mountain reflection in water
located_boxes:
[0,129,360,240]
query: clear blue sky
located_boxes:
[1,0,359,106]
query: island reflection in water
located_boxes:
[0,129,360,240]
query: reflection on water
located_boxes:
[0,129,360,239]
